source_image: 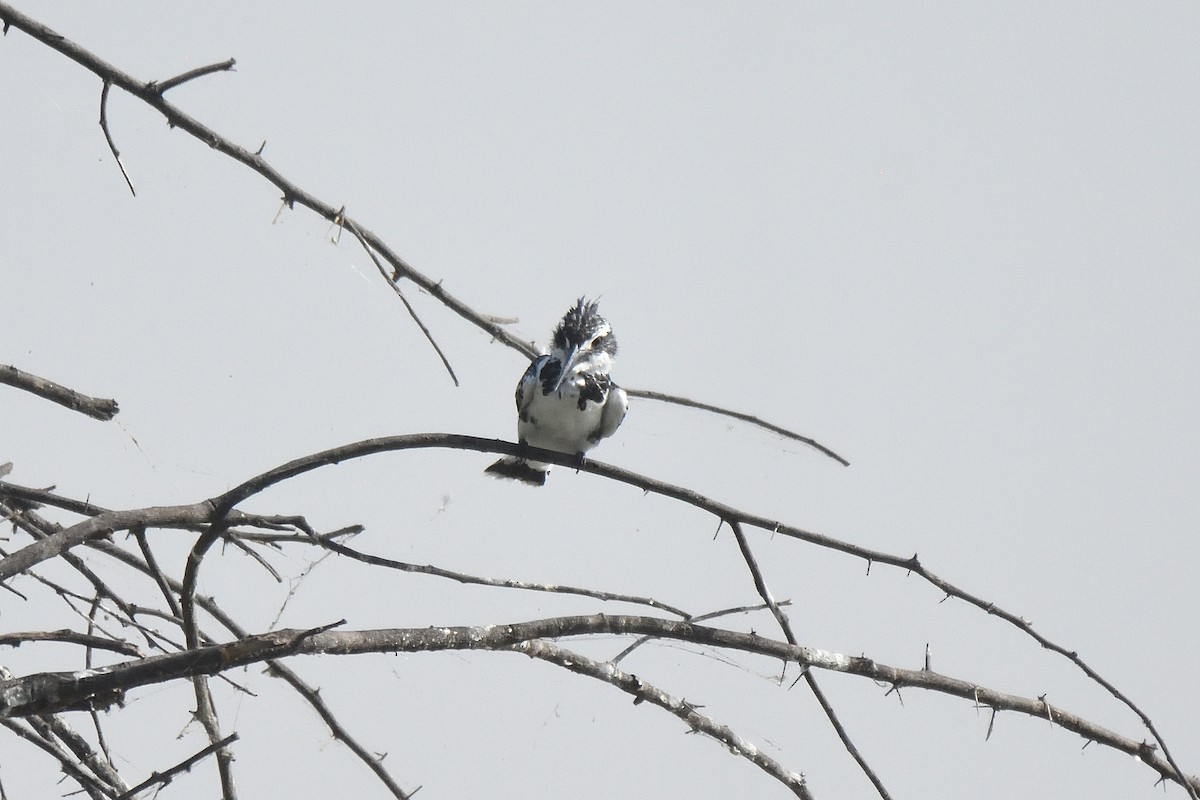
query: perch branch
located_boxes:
[5,431,1186,790]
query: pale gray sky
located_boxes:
[2,3,1198,798]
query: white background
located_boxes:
[2,3,1197,798]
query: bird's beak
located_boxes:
[550,346,582,394]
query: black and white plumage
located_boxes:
[486,298,628,486]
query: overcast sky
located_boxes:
[2,3,1198,798]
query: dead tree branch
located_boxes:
[0,717,113,800]
[0,629,140,657]
[510,638,814,799]
[0,431,1191,793]
[728,519,891,800]
[204,433,1196,793]
[0,364,119,421]
[115,732,237,800]
[311,531,693,618]
[0,613,1191,792]
[98,80,134,196]
[0,1,844,463]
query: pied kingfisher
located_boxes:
[486,298,628,486]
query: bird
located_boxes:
[486,298,628,486]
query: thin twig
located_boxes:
[0,718,111,800]
[86,538,414,799]
[179,517,238,800]
[311,533,691,618]
[612,600,792,664]
[511,638,814,799]
[260,662,414,800]
[34,713,130,795]
[345,219,459,386]
[223,534,282,582]
[728,520,892,800]
[150,57,235,94]
[98,80,135,196]
[115,733,238,800]
[133,526,181,619]
[0,480,105,515]
[626,388,849,466]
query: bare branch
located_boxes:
[3,430,1194,795]
[0,479,105,515]
[0,629,140,657]
[115,733,238,800]
[0,502,216,582]
[32,713,130,795]
[510,638,813,799]
[1,614,1190,792]
[728,520,795,646]
[0,364,119,421]
[0,718,112,800]
[0,2,841,458]
[178,516,237,800]
[132,526,181,619]
[98,80,135,196]
[627,388,850,466]
[311,532,692,618]
[0,3,534,359]
[259,663,414,800]
[77,535,414,798]
[150,57,236,94]
[345,219,459,386]
[612,600,792,664]
[729,520,892,800]
[0,11,1188,793]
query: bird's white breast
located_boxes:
[518,376,609,455]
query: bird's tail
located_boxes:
[484,457,548,486]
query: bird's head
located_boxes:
[547,298,618,392]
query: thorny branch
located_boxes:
[510,638,814,800]
[310,530,693,618]
[0,1,845,464]
[208,434,1200,792]
[728,519,892,800]
[1,495,415,799]
[115,733,237,800]
[1,434,1197,793]
[0,614,1192,792]
[1,5,1194,797]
